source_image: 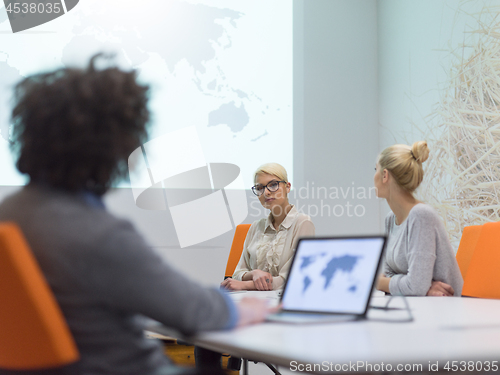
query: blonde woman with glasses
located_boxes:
[197,163,315,369]
[374,141,463,296]
[221,163,315,291]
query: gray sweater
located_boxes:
[384,204,463,296]
[0,185,235,374]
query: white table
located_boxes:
[148,292,500,373]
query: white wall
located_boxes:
[299,0,381,236]
[378,0,473,148]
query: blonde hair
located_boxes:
[254,163,288,183]
[378,141,429,193]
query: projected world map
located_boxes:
[0,0,292,187]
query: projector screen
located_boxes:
[0,0,293,189]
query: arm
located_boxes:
[377,275,391,293]
[388,208,437,296]
[86,219,237,335]
[221,278,257,291]
[236,297,280,327]
[273,218,315,290]
[229,222,274,291]
[383,256,397,278]
[426,280,454,296]
[377,262,397,293]
[379,259,455,296]
[225,268,273,291]
[242,269,273,290]
[381,212,396,279]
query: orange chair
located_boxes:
[462,222,500,299]
[455,224,483,279]
[0,222,80,371]
[224,224,251,279]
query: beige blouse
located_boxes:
[232,205,315,290]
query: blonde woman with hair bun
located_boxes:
[221,162,315,291]
[374,141,463,296]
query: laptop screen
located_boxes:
[281,236,386,315]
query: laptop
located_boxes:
[266,235,387,323]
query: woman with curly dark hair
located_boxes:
[0,55,273,375]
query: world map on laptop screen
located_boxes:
[281,237,385,315]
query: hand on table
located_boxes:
[250,269,273,291]
[376,275,390,294]
[220,278,247,291]
[426,281,454,296]
[236,297,280,327]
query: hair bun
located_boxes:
[411,141,429,163]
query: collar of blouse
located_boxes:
[264,204,298,232]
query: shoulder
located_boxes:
[30,186,144,252]
[0,185,121,232]
[65,207,144,261]
[291,213,315,237]
[408,204,441,223]
[407,204,447,236]
[244,218,267,240]
[287,205,312,225]
[292,211,315,231]
[384,211,395,228]
[249,217,267,232]
[385,211,395,223]
[294,212,313,225]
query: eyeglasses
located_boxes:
[251,180,286,196]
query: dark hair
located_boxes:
[9,54,150,195]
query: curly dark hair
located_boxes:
[10,54,150,195]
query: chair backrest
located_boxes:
[0,222,80,370]
[224,224,251,279]
[455,224,483,279]
[462,222,500,299]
